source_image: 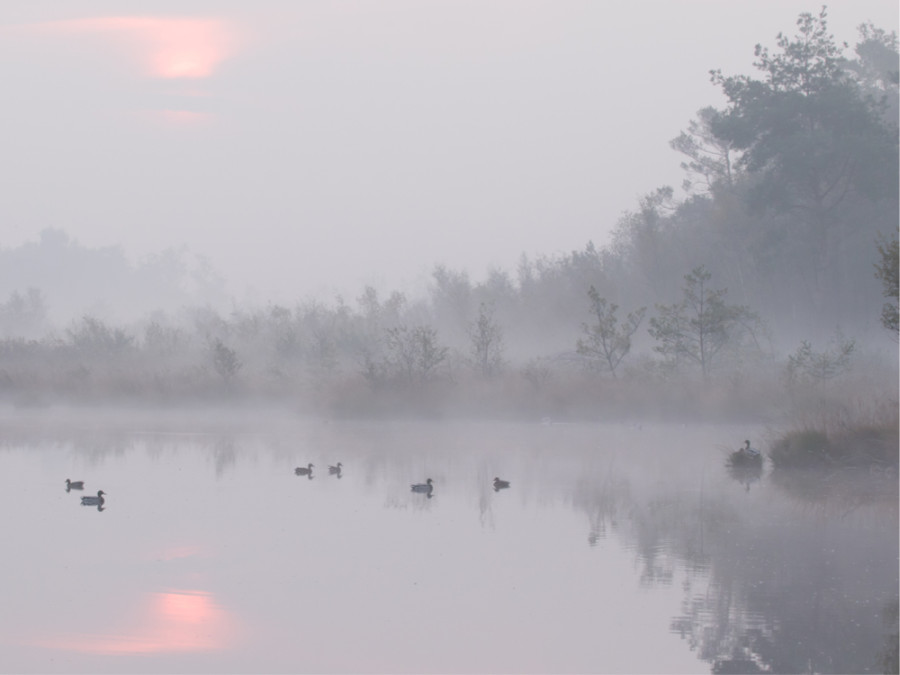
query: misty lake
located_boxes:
[1,414,896,674]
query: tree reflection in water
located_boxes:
[726,463,763,492]
[668,472,898,674]
[9,422,895,673]
[571,458,897,674]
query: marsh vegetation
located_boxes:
[1,13,896,437]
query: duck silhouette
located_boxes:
[493,477,511,491]
[81,490,106,511]
[411,478,434,497]
[65,479,85,492]
[294,463,314,478]
[328,462,343,477]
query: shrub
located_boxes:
[769,429,832,468]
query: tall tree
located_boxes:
[670,106,737,194]
[577,287,645,379]
[648,267,756,379]
[468,302,505,378]
[711,8,899,312]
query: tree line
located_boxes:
[0,9,896,416]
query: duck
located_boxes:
[328,462,343,476]
[294,463,314,477]
[742,440,760,456]
[493,477,511,491]
[410,478,433,494]
[81,490,105,506]
[65,479,85,491]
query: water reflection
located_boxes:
[211,437,237,477]
[571,464,626,547]
[1,420,894,673]
[770,466,898,518]
[36,590,236,655]
[726,462,763,492]
[665,478,898,674]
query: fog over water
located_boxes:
[0,4,897,673]
[1,419,896,673]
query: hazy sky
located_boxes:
[1,1,897,305]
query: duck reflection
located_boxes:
[726,463,763,492]
[81,490,106,511]
[493,477,510,492]
[726,440,764,491]
[65,479,85,492]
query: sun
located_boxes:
[32,16,241,79]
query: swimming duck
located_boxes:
[294,463,314,477]
[742,440,760,456]
[493,477,511,491]
[328,462,343,476]
[81,490,105,506]
[411,478,433,494]
[65,479,85,491]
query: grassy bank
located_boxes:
[769,414,899,470]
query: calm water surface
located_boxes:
[1,417,896,674]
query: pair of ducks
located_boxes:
[410,477,511,496]
[66,479,106,509]
[294,463,342,478]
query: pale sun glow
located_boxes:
[35,16,240,79]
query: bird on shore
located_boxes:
[328,462,343,477]
[65,479,85,492]
[493,477,511,491]
[411,478,433,495]
[295,463,314,477]
[81,490,105,507]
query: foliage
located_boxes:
[883,598,899,675]
[143,321,187,358]
[383,325,448,385]
[768,429,832,468]
[522,358,552,391]
[784,330,855,386]
[0,288,47,338]
[875,233,899,335]
[648,267,757,379]
[0,10,895,416]
[847,22,900,130]
[468,302,505,378]
[669,106,736,194]
[0,229,228,324]
[769,419,899,469]
[66,316,134,357]
[576,286,645,378]
[708,9,899,317]
[211,339,242,383]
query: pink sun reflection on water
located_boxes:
[34,589,239,655]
